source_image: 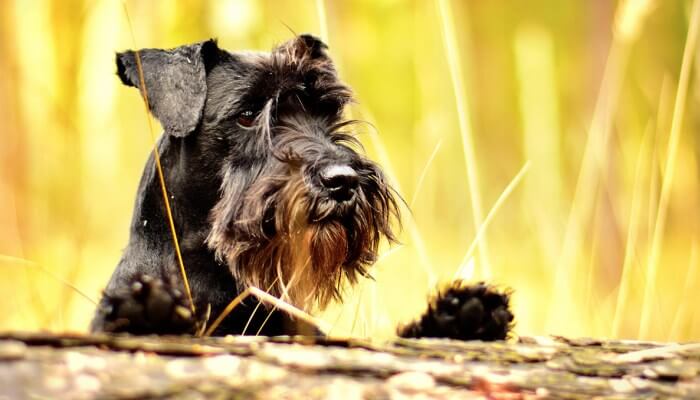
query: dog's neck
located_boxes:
[128,133,220,252]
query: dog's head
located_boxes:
[117,35,399,311]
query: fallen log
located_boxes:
[0,332,699,399]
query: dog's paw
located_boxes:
[98,275,199,335]
[397,281,514,341]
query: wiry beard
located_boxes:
[207,165,398,312]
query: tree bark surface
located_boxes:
[1,332,699,399]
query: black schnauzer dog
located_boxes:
[90,35,513,340]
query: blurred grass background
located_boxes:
[0,0,699,341]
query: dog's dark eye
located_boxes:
[236,110,257,128]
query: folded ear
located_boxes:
[116,39,219,137]
[296,34,329,59]
[277,34,331,61]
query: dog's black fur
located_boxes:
[91,35,513,340]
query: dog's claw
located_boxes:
[397,281,514,341]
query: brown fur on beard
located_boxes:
[210,172,351,311]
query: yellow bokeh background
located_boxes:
[1,0,698,341]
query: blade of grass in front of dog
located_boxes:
[204,288,252,336]
[246,287,330,334]
[241,278,279,336]
[122,3,195,315]
[0,254,97,306]
[454,162,530,279]
[204,286,330,336]
[610,123,652,338]
[436,0,492,280]
[255,306,278,336]
[241,295,268,336]
[639,0,700,339]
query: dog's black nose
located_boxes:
[320,165,359,201]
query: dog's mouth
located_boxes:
[261,192,357,238]
[310,195,358,222]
